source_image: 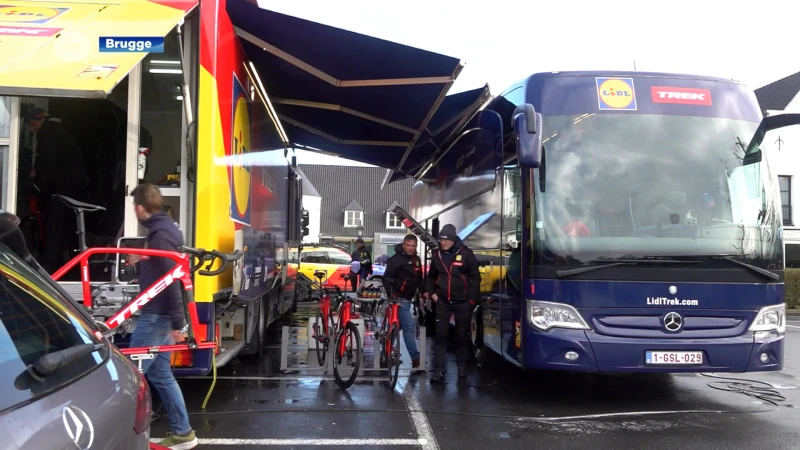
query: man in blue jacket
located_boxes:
[127,183,197,449]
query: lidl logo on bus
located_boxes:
[0,5,68,23]
[596,77,637,111]
[231,73,252,223]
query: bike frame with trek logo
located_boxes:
[51,247,217,356]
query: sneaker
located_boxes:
[430,371,444,384]
[159,430,198,450]
[412,358,420,368]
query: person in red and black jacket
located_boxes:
[383,234,425,368]
[424,224,480,383]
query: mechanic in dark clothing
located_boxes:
[127,183,198,449]
[349,238,372,292]
[383,234,425,368]
[24,108,90,273]
[425,224,481,383]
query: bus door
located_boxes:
[500,165,523,363]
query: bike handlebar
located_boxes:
[179,246,244,276]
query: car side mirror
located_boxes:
[512,103,543,168]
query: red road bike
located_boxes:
[362,276,412,389]
[311,271,345,366]
[332,291,362,389]
[51,243,242,365]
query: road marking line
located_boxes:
[398,378,439,450]
[150,438,423,446]
[786,324,800,330]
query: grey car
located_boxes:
[0,212,151,449]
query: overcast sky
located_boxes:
[259,0,800,167]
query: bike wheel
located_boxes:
[314,308,328,367]
[387,326,401,389]
[333,321,362,389]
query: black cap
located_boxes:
[23,108,46,123]
[355,238,364,244]
[438,224,457,241]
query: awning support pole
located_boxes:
[175,19,194,127]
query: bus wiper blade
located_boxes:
[556,259,700,278]
[715,256,780,281]
[556,262,633,278]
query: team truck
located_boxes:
[0,0,310,376]
[406,70,800,373]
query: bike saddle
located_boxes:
[58,195,106,212]
[314,271,326,280]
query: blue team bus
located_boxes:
[407,70,800,373]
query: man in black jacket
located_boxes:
[349,238,372,291]
[24,108,90,273]
[425,224,481,383]
[127,183,198,449]
[383,234,425,368]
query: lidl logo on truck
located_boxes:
[651,86,712,106]
[0,5,68,23]
[596,77,637,111]
[230,72,252,226]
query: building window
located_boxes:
[780,175,792,226]
[386,212,403,229]
[344,210,363,228]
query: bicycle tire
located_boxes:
[333,321,361,389]
[314,308,327,367]
[387,326,400,389]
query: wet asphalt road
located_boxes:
[151,305,800,449]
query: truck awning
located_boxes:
[0,0,198,98]
[381,85,492,187]
[227,1,465,170]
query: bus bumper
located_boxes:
[523,328,784,373]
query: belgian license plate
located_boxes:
[645,351,703,365]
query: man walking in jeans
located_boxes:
[127,183,197,449]
[425,224,481,383]
[383,234,425,368]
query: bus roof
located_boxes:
[500,70,746,98]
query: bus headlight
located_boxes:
[748,303,785,336]
[527,300,590,331]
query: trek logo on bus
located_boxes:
[596,77,637,111]
[646,297,699,306]
[107,264,186,327]
[0,25,61,36]
[651,86,712,106]
[99,36,164,53]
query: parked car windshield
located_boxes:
[0,242,106,413]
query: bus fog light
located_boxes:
[760,353,769,363]
[565,351,579,361]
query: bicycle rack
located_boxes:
[278,321,427,375]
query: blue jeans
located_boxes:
[129,314,192,435]
[397,301,419,360]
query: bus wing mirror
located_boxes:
[512,103,543,168]
[743,113,800,165]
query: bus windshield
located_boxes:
[533,113,783,271]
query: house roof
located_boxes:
[754,71,800,112]
[295,166,321,197]
[299,164,413,237]
[343,199,363,212]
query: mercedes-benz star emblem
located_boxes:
[62,405,95,450]
[663,312,683,332]
[668,285,678,295]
